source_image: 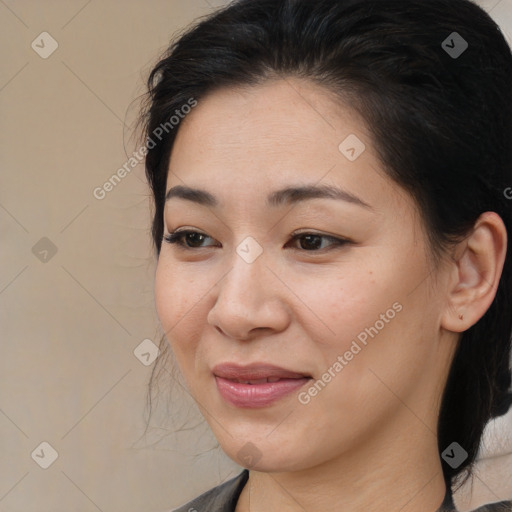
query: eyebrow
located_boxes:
[165,184,372,209]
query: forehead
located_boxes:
[171,78,364,164]
[166,78,407,216]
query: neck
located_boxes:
[236,413,447,512]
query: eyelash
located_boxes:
[162,229,351,252]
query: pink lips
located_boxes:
[213,363,312,408]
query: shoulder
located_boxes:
[470,502,512,512]
[171,470,249,512]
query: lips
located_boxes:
[213,363,312,407]
[213,363,310,380]
[230,377,282,384]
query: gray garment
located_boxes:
[172,469,511,512]
[173,470,248,512]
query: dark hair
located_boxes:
[140,0,512,490]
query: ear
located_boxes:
[441,212,507,333]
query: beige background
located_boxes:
[0,1,511,511]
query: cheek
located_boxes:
[154,258,208,363]
[291,260,427,380]
[155,257,206,324]
[305,277,434,416]
[154,259,179,329]
[288,267,388,347]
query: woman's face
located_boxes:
[155,78,456,472]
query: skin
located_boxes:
[154,77,507,512]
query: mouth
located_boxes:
[227,377,291,384]
[212,363,312,408]
[212,362,312,380]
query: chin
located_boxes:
[217,435,318,474]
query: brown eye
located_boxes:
[163,230,219,249]
[287,233,350,251]
[183,232,208,247]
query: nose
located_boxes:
[207,251,291,341]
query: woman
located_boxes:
[139,0,512,510]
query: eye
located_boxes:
[286,231,350,251]
[163,229,220,249]
[162,229,351,252]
